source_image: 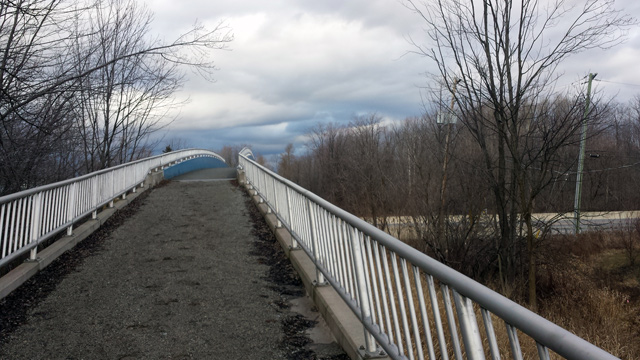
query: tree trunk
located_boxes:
[525,210,537,311]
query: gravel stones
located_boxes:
[0,179,348,360]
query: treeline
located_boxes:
[0,0,231,196]
[276,95,640,300]
[279,99,640,218]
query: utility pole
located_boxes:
[437,77,459,245]
[574,73,596,234]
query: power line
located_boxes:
[549,161,640,177]
[555,79,584,90]
[595,79,640,88]
[582,160,640,174]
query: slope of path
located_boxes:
[172,167,237,181]
[0,181,288,359]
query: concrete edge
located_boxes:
[243,184,390,360]
[0,171,164,300]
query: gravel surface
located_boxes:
[243,192,347,360]
[172,168,237,181]
[0,180,346,359]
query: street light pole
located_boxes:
[574,73,596,234]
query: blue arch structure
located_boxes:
[164,156,228,179]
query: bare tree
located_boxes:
[71,0,181,170]
[2,0,231,124]
[255,154,270,169]
[616,218,640,266]
[345,114,396,229]
[0,0,78,193]
[162,137,191,154]
[219,144,250,168]
[405,0,634,308]
[307,122,350,206]
[277,143,296,179]
[0,0,232,193]
[390,112,496,275]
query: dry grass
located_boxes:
[536,231,640,359]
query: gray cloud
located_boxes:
[147,0,640,156]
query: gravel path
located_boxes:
[0,180,302,359]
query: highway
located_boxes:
[532,211,640,234]
[375,211,640,236]
[543,217,638,234]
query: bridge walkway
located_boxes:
[0,170,344,359]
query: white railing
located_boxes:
[238,147,255,160]
[0,149,225,269]
[239,153,619,360]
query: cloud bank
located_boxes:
[147,0,640,155]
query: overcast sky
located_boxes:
[147,0,640,156]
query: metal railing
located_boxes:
[238,147,255,160]
[0,149,225,269]
[239,152,618,360]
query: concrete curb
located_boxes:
[244,185,390,360]
[0,171,164,300]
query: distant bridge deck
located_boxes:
[0,170,345,359]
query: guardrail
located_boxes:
[0,149,225,270]
[239,153,619,360]
[238,147,255,160]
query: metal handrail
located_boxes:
[239,153,619,360]
[238,147,255,161]
[0,149,225,269]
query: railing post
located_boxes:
[272,178,281,227]
[92,177,98,219]
[452,289,485,360]
[306,198,326,286]
[111,169,115,205]
[66,182,77,236]
[286,187,298,249]
[349,227,384,358]
[29,193,42,260]
[266,176,272,214]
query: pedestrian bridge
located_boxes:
[0,149,621,360]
